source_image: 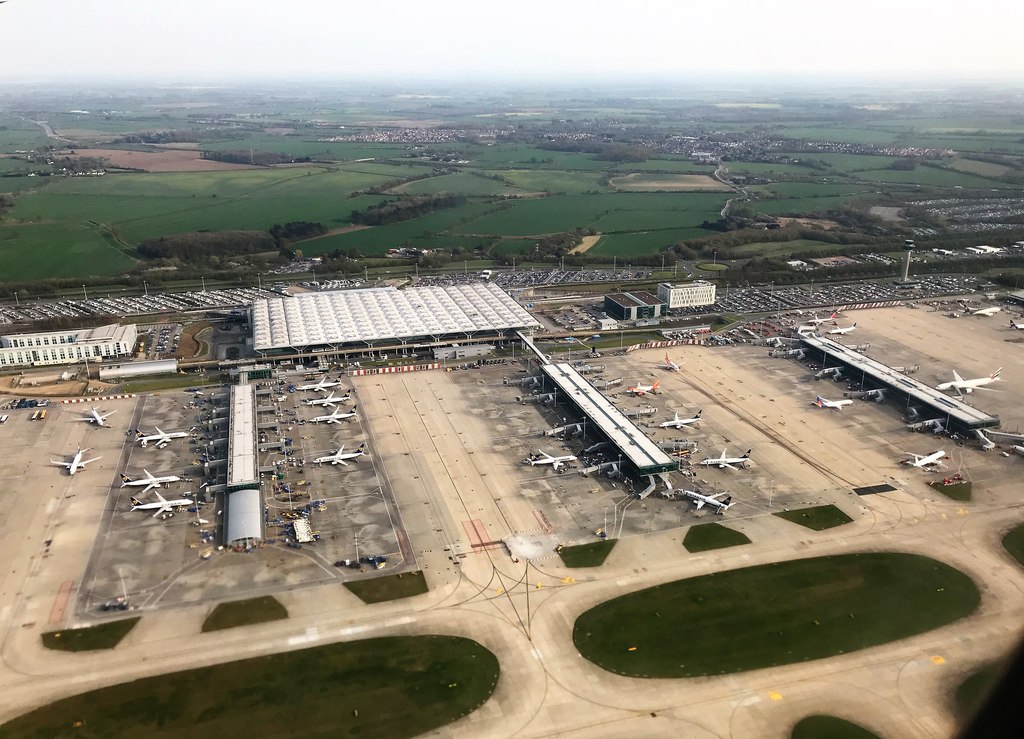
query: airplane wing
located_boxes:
[141,482,158,495]
[82,456,101,466]
[335,459,349,466]
[694,500,706,509]
[952,370,964,383]
[50,459,70,467]
[721,463,738,471]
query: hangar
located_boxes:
[250,283,540,355]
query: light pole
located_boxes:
[81,284,88,300]
[713,250,717,268]
[143,281,148,297]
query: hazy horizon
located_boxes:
[1,0,1022,85]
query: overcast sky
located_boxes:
[0,0,1020,84]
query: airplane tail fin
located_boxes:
[130,496,142,508]
[742,449,752,458]
[852,322,857,328]
[695,409,702,418]
[652,380,661,390]
[1011,320,1019,329]
[992,367,1003,379]
[120,473,132,485]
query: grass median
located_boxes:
[41,617,140,652]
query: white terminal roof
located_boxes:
[251,283,541,351]
[225,488,263,544]
[799,334,998,428]
[227,384,258,487]
[542,363,676,474]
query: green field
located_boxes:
[558,539,617,567]
[682,522,751,552]
[41,618,140,652]
[344,570,429,603]
[729,239,855,259]
[392,171,526,196]
[1003,522,1024,567]
[791,715,881,739]
[573,553,979,677]
[955,662,1002,719]
[1,635,499,738]
[853,166,1006,189]
[0,115,50,153]
[751,182,879,199]
[589,228,709,256]
[948,158,1013,177]
[774,127,901,146]
[773,505,853,531]
[929,480,972,502]
[754,195,866,215]
[501,169,609,194]
[0,222,137,281]
[202,596,288,632]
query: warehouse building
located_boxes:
[251,283,540,355]
[603,291,665,321]
[656,281,717,310]
[0,323,137,368]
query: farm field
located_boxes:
[751,182,879,198]
[0,222,137,280]
[69,148,260,172]
[852,166,1007,189]
[947,158,1013,177]
[500,169,608,194]
[588,228,708,256]
[609,172,730,191]
[728,239,859,259]
[390,171,527,196]
[573,553,979,678]
[753,194,867,215]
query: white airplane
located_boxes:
[1009,319,1022,330]
[827,322,857,336]
[972,306,1002,317]
[130,491,194,518]
[657,354,681,372]
[813,395,853,411]
[297,376,342,393]
[901,450,947,468]
[659,410,702,429]
[523,450,577,471]
[699,448,752,470]
[81,406,116,426]
[681,489,734,514]
[627,379,661,396]
[120,469,181,495]
[313,443,367,466]
[305,391,349,408]
[1011,445,1024,457]
[310,405,358,424]
[135,426,190,448]
[807,310,839,326]
[50,447,100,475]
[937,368,1001,396]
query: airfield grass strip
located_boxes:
[791,715,881,739]
[345,570,429,604]
[41,617,140,652]
[202,596,288,633]
[682,523,751,553]
[557,539,617,568]
[2,635,498,739]
[573,553,979,678]
[929,480,972,502]
[1001,522,1024,567]
[773,505,853,531]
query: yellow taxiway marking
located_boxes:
[932,655,946,665]
[769,691,783,701]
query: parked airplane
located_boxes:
[297,376,341,392]
[523,450,577,471]
[659,410,702,429]
[311,406,358,424]
[81,407,116,426]
[657,354,681,372]
[627,379,661,396]
[807,310,839,326]
[972,306,1002,317]
[681,489,734,514]
[937,368,1001,396]
[313,443,367,466]
[901,450,947,468]
[1009,320,1022,330]
[119,469,181,495]
[135,426,190,448]
[130,491,194,518]
[305,391,349,408]
[699,448,752,470]
[827,322,858,336]
[813,395,853,411]
[50,447,100,475]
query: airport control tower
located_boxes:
[900,239,915,282]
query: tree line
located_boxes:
[350,194,465,227]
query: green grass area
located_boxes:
[791,715,881,739]
[587,228,708,256]
[573,553,980,677]
[754,195,867,215]
[797,152,899,172]
[465,144,607,170]
[773,505,853,531]
[695,262,728,272]
[392,171,526,196]
[774,126,901,146]
[1002,522,1024,567]
[617,159,717,173]
[121,373,226,393]
[0,114,51,153]
[948,158,1012,177]
[852,167,1007,189]
[202,596,288,633]
[955,662,1002,719]
[200,135,412,161]
[929,480,973,502]
[751,182,879,198]
[500,168,609,193]
[682,522,751,552]
[449,192,729,237]
[557,539,617,567]
[730,239,859,259]
[41,617,140,652]
[2,635,499,738]
[0,221,137,281]
[344,570,429,604]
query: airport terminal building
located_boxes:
[250,283,540,356]
[657,281,717,310]
[0,323,137,368]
